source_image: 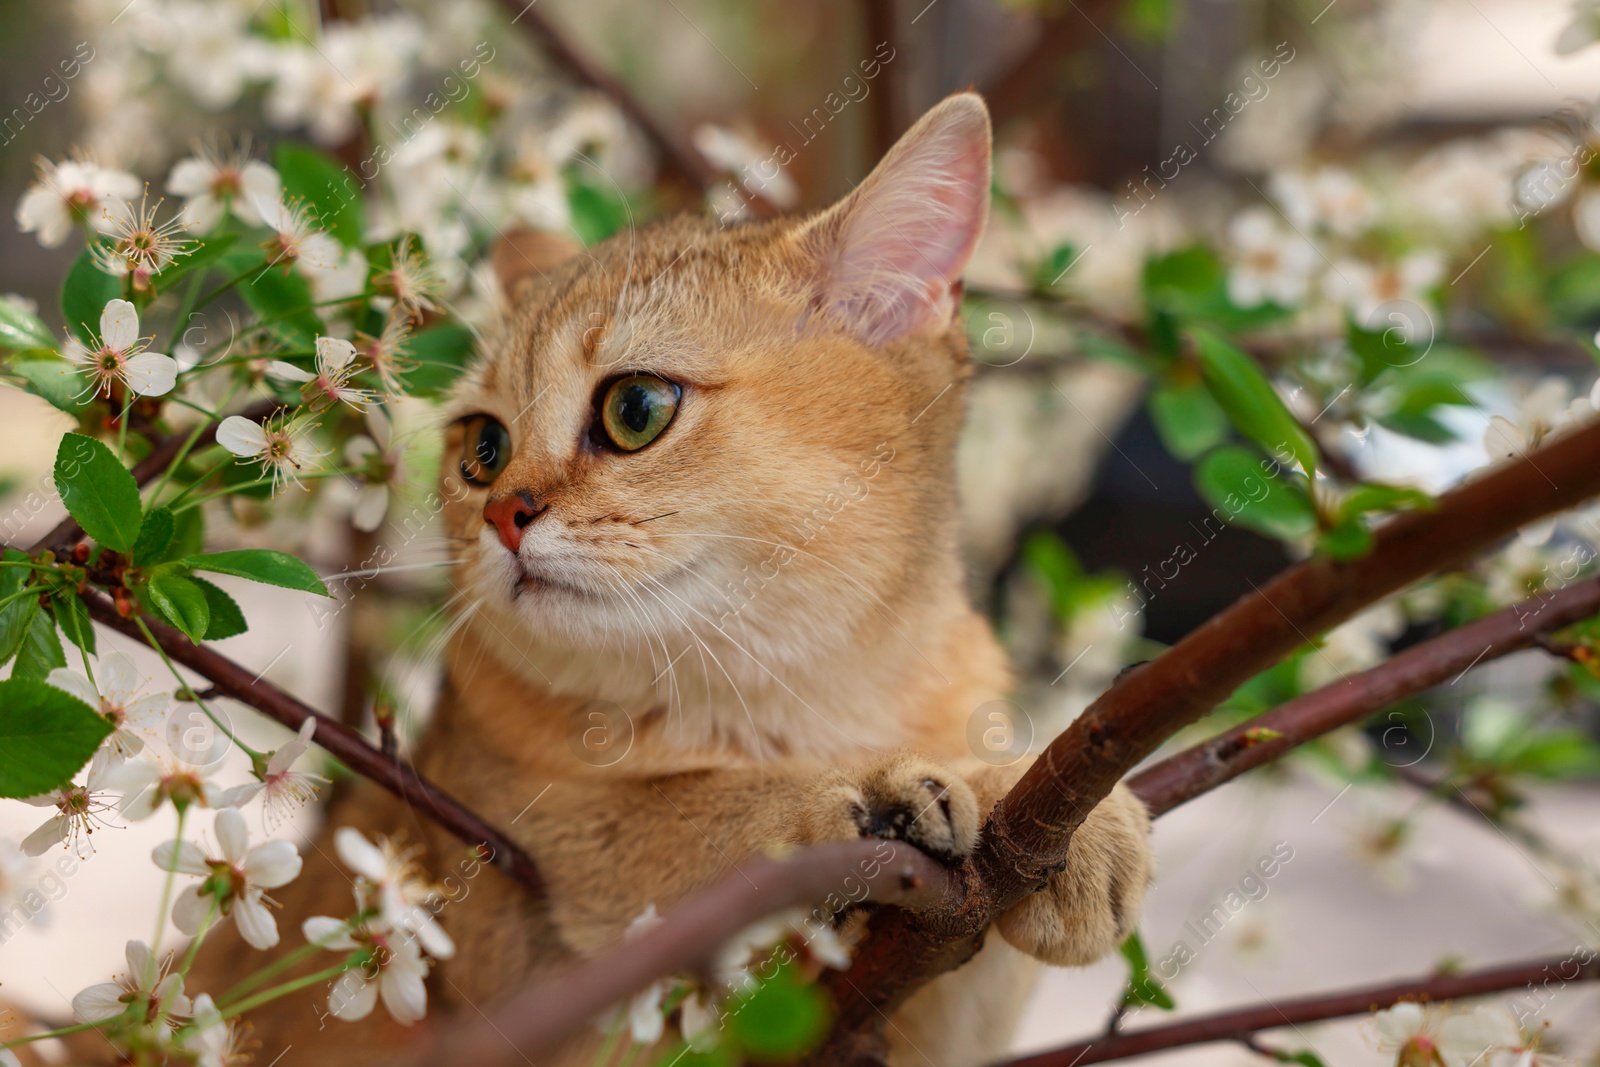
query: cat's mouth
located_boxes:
[511,561,585,599]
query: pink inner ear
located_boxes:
[818,97,992,346]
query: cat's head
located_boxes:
[440,94,991,686]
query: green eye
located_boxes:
[459,415,510,485]
[600,375,680,451]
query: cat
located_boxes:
[187,91,1153,1067]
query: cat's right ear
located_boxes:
[491,228,583,300]
[790,92,992,346]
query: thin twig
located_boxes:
[74,587,546,898]
[996,954,1600,1067]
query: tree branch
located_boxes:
[1129,574,1600,816]
[75,588,546,898]
[491,0,776,216]
[999,953,1600,1067]
[416,839,955,1066]
[810,419,1600,1062]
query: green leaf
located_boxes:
[60,245,122,344]
[1195,445,1317,541]
[275,143,366,248]
[191,576,248,640]
[398,322,476,397]
[1121,0,1176,40]
[1316,517,1373,561]
[0,549,37,666]
[167,505,205,563]
[188,549,329,596]
[144,574,211,643]
[151,233,239,294]
[12,610,66,681]
[1148,379,1229,461]
[565,174,630,246]
[224,249,322,349]
[0,678,112,798]
[1118,931,1177,1011]
[12,358,84,412]
[1034,243,1079,292]
[1341,484,1435,519]
[54,433,143,553]
[1191,328,1318,477]
[52,593,96,656]
[0,297,56,351]
[133,507,177,567]
[728,962,831,1060]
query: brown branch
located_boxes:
[1129,574,1600,816]
[76,588,546,898]
[810,419,1600,1063]
[415,839,955,1066]
[28,399,278,555]
[491,0,775,216]
[999,953,1600,1067]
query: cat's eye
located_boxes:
[458,415,511,486]
[599,375,680,452]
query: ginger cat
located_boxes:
[190,92,1152,1067]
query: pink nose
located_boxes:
[484,491,545,552]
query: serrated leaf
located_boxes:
[0,297,56,351]
[12,610,66,681]
[52,593,96,656]
[1195,445,1317,541]
[133,507,176,567]
[145,574,211,643]
[1191,328,1318,477]
[275,143,365,248]
[167,505,205,563]
[54,433,143,552]
[0,677,112,798]
[61,245,122,344]
[188,549,328,595]
[1148,379,1229,461]
[0,549,36,666]
[12,358,84,412]
[190,576,248,640]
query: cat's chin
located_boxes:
[512,569,584,599]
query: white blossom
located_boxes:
[62,299,179,399]
[252,193,343,274]
[1225,207,1318,308]
[45,651,171,779]
[345,405,407,532]
[302,914,431,1025]
[71,940,192,1038]
[155,807,303,950]
[20,769,118,858]
[167,147,281,232]
[1269,165,1377,239]
[268,336,374,412]
[15,158,139,247]
[217,718,329,828]
[181,993,248,1067]
[334,827,455,960]
[101,753,232,821]
[1324,251,1446,336]
[1557,0,1600,54]
[216,413,330,494]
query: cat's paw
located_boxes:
[794,753,981,865]
[994,783,1153,966]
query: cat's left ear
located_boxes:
[792,92,991,346]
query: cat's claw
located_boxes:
[796,753,981,866]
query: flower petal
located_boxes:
[172,885,211,935]
[215,808,250,863]
[21,816,68,857]
[351,485,388,532]
[379,962,428,1025]
[302,915,358,950]
[329,971,377,1021]
[72,981,129,1023]
[266,360,315,383]
[45,667,100,707]
[233,892,281,950]
[125,353,178,398]
[333,827,387,881]
[216,416,269,457]
[153,839,211,876]
[243,840,302,888]
[100,299,139,352]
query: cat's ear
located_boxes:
[491,228,583,299]
[793,92,991,346]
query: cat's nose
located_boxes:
[483,490,547,552]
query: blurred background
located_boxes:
[2,0,1600,1063]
